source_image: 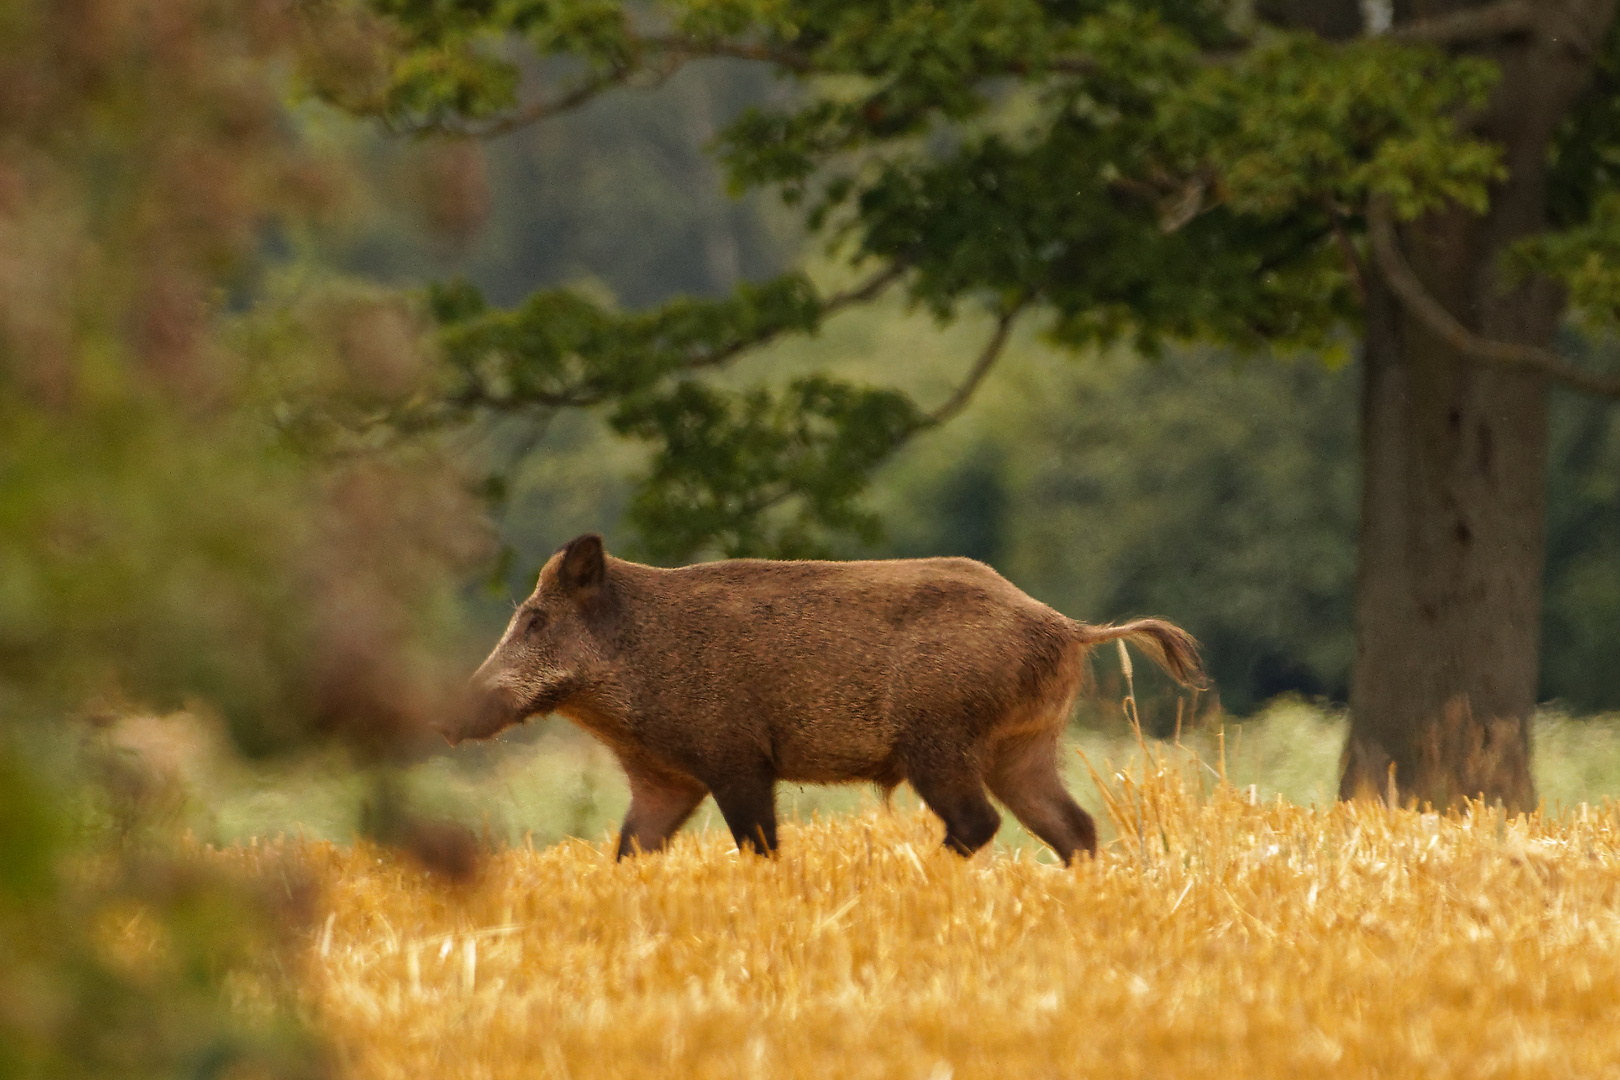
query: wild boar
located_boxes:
[448,533,1206,865]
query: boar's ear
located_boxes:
[559,533,606,593]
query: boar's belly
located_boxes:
[768,713,897,783]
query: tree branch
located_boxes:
[1367,198,1620,398]
[925,302,1026,425]
[448,381,601,411]
[1326,201,1368,307]
[1388,1,1536,45]
[422,35,812,138]
[640,35,813,74]
[675,261,908,374]
[822,261,909,310]
[445,61,679,139]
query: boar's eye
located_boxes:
[523,610,548,636]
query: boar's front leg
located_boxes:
[616,768,708,860]
[705,762,778,857]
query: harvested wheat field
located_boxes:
[241,748,1620,1079]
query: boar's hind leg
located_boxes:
[707,765,778,857]
[986,735,1097,865]
[907,764,1001,858]
[616,771,708,860]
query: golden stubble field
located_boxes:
[231,749,1620,1080]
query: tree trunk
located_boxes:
[1341,2,1615,809]
[1344,233,1549,809]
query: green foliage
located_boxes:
[361,0,641,130]
[435,271,827,409]
[1547,13,1620,231]
[617,375,922,558]
[1513,192,1620,328]
[435,268,953,558]
[1169,37,1501,219]
[1507,17,1620,332]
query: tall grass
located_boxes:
[224,735,1620,1079]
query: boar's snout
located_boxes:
[438,679,523,746]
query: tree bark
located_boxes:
[1341,0,1616,809]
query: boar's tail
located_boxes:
[1073,618,1209,690]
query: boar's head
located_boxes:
[444,533,610,744]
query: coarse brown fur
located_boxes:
[447,534,1207,865]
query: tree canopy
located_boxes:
[315,0,1620,566]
